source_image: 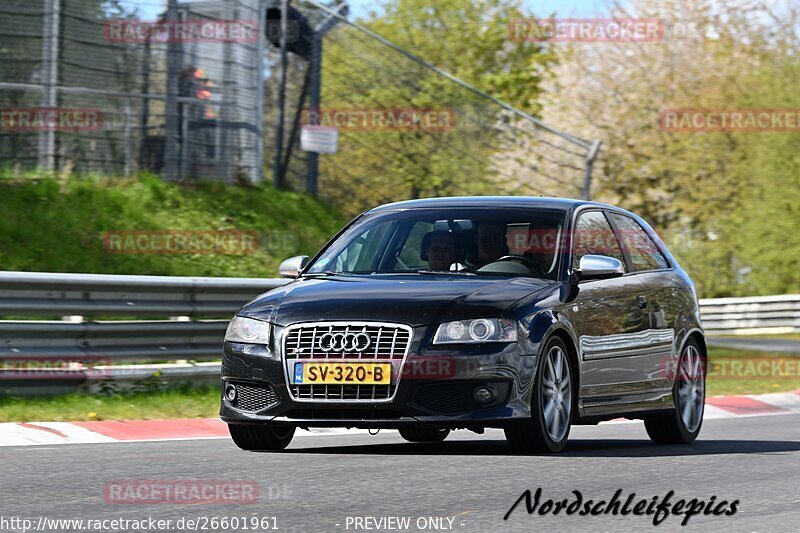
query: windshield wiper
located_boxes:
[416,269,477,276]
[301,271,354,278]
[305,270,477,277]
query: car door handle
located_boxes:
[637,295,648,309]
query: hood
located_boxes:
[238,274,554,327]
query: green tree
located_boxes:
[313,0,554,216]
[537,0,799,296]
[716,57,800,296]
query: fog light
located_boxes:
[225,384,238,403]
[473,386,495,405]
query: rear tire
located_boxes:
[399,427,450,443]
[505,336,574,454]
[645,338,705,444]
[228,424,295,451]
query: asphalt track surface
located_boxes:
[3,413,800,533]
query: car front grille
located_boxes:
[283,322,412,403]
[293,384,396,401]
[284,323,411,360]
[230,382,278,412]
[285,409,403,420]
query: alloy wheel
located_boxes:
[677,344,705,433]
[541,344,572,442]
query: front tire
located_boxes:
[228,424,295,451]
[505,336,574,454]
[644,339,706,444]
[399,427,450,443]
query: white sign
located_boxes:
[301,126,339,154]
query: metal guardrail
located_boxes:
[5,362,224,397]
[699,294,800,336]
[1,320,229,362]
[0,271,286,395]
[1,270,798,395]
[0,271,286,317]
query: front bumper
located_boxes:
[220,338,539,429]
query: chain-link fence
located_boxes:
[0,0,264,181]
[1,0,600,214]
[268,1,600,215]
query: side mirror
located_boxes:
[278,255,309,279]
[573,254,625,282]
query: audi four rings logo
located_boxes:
[318,332,372,352]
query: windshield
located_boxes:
[305,207,565,280]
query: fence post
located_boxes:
[163,0,180,181]
[273,0,291,189]
[218,24,234,182]
[38,0,60,172]
[138,36,152,172]
[305,33,323,196]
[255,0,268,183]
[124,97,133,177]
[582,140,602,201]
[305,4,346,197]
[282,69,310,179]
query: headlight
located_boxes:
[225,316,271,344]
[433,318,517,344]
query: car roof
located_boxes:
[369,196,614,213]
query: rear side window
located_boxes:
[572,211,627,271]
[607,213,670,272]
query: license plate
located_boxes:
[294,362,392,385]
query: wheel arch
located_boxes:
[524,309,582,405]
[680,328,707,357]
[539,324,581,405]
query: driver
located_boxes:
[470,221,508,269]
[526,225,559,274]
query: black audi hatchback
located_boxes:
[221,197,706,454]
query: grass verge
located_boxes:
[706,346,800,396]
[728,334,800,341]
[0,385,220,423]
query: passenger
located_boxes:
[424,233,458,271]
